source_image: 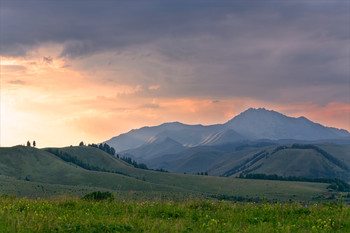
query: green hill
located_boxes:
[0,145,337,202]
[222,144,350,181]
[0,146,178,192]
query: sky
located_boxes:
[0,0,349,147]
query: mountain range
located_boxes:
[103,108,350,180]
[105,107,349,157]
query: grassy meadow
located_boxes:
[1,145,350,232]
[0,196,349,232]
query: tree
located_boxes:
[26,141,31,147]
[110,147,115,156]
[79,141,84,146]
[33,141,36,147]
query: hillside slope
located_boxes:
[0,146,330,201]
[222,144,350,181]
[0,146,179,192]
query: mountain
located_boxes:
[121,137,185,161]
[105,108,349,161]
[225,108,349,140]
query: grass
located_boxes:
[0,197,349,232]
[0,146,338,202]
[43,146,330,202]
[253,148,346,178]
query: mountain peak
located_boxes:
[105,107,350,152]
[225,107,349,140]
[229,107,286,122]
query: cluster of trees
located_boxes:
[46,148,100,171]
[211,194,261,203]
[118,156,168,172]
[26,141,36,147]
[154,168,168,173]
[87,143,116,156]
[45,148,129,177]
[223,150,268,177]
[239,173,350,192]
[79,141,168,172]
[194,172,208,176]
[119,156,148,170]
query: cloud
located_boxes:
[1,0,349,147]
[7,79,25,85]
[42,56,53,64]
[2,1,348,101]
[140,104,160,109]
[1,65,26,72]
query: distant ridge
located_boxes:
[104,108,349,153]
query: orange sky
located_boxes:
[1,52,349,148]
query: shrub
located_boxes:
[82,191,114,201]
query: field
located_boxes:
[0,196,349,232]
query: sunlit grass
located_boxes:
[0,197,349,232]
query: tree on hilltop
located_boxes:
[26,141,31,147]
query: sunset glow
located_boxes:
[1,1,349,147]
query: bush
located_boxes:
[82,191,114,201]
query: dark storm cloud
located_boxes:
[1,0,349,104]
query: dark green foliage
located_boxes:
[32,141,36,147]
[46,148,100,171]
[117,155,168,172]
[26,141,31,147]
[223,150,268,177]
[89,143,116,156]
[120,156,149,170]
[82,191,114,201]
[79,141,84,146]
[194,172,209,176]
[45,148,129,177]
[211,194,262,202]
[154,168,168,173]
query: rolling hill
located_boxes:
[221,144,350,180]
[143,142,350,182]
[0,146,177,192]
[0,146,332,201]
